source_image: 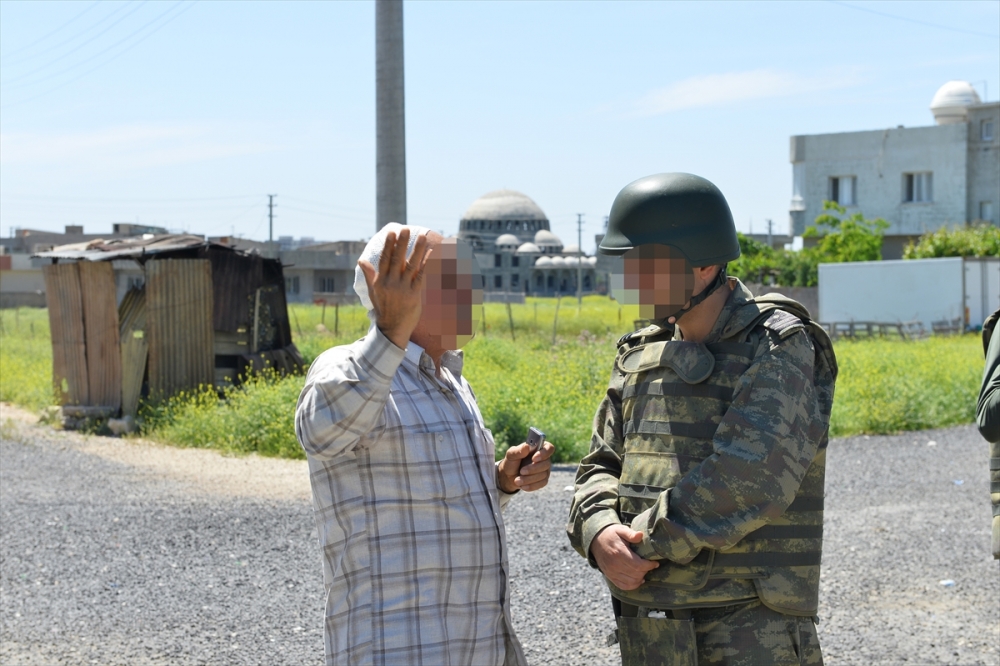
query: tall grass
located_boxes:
[0,301,989,461]
[0,308,55,411]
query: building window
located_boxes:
[494,254,502,267]
[903,172,932,203]
[285,276,300,295]
[981,201,994,222]
[317,276,336,292]
[511,255,519,267]
[511,274,519,288]
[493,275,503,289]
[829,176,856,206]
[983,120,995,141]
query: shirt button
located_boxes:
[437,434,444,442]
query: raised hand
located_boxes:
[358,228,432,349]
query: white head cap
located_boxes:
[354,222,432,318]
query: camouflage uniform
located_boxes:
[977,308,1000,559]
[567,280,837,665]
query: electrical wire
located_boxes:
[827,1,1000,39]
[0,0,103,61]
[0,2,195,109]
[1,1,149,84]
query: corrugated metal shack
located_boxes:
[36,235,304,418]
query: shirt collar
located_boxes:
[404,340,465,380]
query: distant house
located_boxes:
[789,81,999,259]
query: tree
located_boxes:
[903,223,1000,259]
[803,201,889,264]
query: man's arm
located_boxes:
[977,325,1000,443]
[294,326,405,461]
[631,329,828,564]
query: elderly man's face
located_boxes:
[610,244,694,321]
[420,237,483,349]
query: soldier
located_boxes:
[977,307,1000,559]
[567,173,838,666]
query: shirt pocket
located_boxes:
[367,427,476,503]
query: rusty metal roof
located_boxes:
[34,234,214,261]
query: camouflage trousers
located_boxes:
[613,598,823,666]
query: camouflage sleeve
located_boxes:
[976,325,1000,443]
[631,329,827,564]
[566,358,626,567]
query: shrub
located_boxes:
[903,223,1000,259]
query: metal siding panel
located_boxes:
[78,262,121,410]
[147,259,214,398]
[207,248,263,332]
[43,263,88,405]
[118,286,148,417]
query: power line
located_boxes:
[827,1,1000,39]
[1,1,150,85]
[0,2,194,109]
[2,194,261,204]
[0,1,103,61]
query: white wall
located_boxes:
[818,257,967,328]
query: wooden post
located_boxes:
[321,301,327,326]
[290,304,303,338]
[506,301,515,341]
[335,302,340,336]
[481,303,487,336]
[551,295,561,346]
[252,288,262,353]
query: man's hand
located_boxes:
[497,441,554,493]
[358,228,432,349]
[590,525,659,590]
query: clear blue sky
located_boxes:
[1,0,998,250]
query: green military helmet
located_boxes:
[600,172,740,266]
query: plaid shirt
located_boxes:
[295,326,526,666]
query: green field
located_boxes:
[0,300,987,461]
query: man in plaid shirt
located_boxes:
[296,225,553,665]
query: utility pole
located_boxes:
[376,0,406,230]
[576,213,584,306]
[766,218,773,249]
[268,194,277,242]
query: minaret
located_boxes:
[375,0,406,230]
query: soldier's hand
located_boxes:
[358,228,432,349]
[590,525,659,590]
[497,441,554,493]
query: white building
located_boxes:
[789,81,999,259]
[456,189,598,298]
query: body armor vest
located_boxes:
[610,295,837,616]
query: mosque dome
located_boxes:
[535,256,554,267]
[495,233,520,249]
[930,81,981,125]
[461,189,548,222]
[549,256,566,266]
[534,229,562,247]
[516,242,541,254]
[562,244,581,256]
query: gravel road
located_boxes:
[1,406,997,665]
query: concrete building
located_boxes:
[456,189,598,299]
[790,81,999,259]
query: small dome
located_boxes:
[562,244,581,255]
[586,256,597,266]
[516,242,540,254]
[495,233,520,248]
[534,229,562,246]
[550,256,566,266]
[535,256,554,267]
[461,189,548,222]
[930,81,981,125]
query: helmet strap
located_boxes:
[670,266,728,323]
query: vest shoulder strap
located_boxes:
[983,308,1000,357]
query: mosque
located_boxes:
[455,189,599,299]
